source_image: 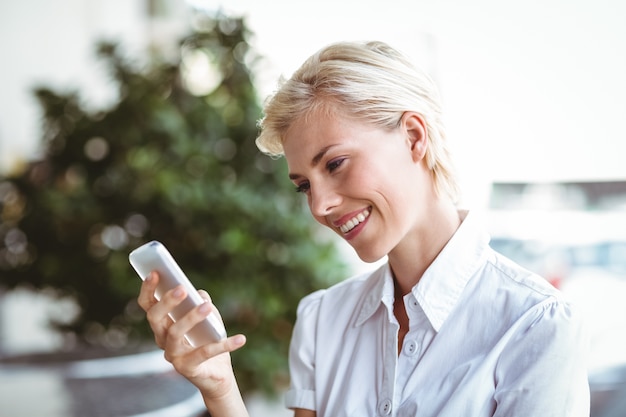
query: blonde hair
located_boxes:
[256,41,460,202]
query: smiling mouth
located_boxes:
[338,207,371,234]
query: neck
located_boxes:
[388,199,461,296]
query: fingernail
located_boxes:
[198,302,211,313]
[173,287,184,298]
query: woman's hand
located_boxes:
[137,271,249,416]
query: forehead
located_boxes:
[282,107,354,165]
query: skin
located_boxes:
[137,272,249,416]
[137,107,461,417]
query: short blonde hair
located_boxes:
[256,41,460,202]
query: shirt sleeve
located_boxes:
[284,289,325,411]
[494,297,590,416]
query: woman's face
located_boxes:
[283,108,433,263]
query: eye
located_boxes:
[294,180,310,194]
[326,157,345,173]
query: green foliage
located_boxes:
[0,15,347,395]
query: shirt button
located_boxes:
[378,398,392,416]
[409,297,419,310]
[404,339,419,356]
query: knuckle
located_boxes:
[168,323,185,339]
[145,308,158,323]
[196,345,215,362]
[170,355,193,375]
[136,294,149,310]
[204,341,226,358]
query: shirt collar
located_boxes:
[355,264,393,327]
[355,210,491,331]
[413,210,491,330]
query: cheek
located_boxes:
[343,164,373,192]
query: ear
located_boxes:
[401,111,428,162]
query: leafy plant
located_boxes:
[0,14,347,395]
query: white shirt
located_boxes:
[285,211,590,416]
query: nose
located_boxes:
[309,180,341,218]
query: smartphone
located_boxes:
[129,240,227,346]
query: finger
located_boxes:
[197,289,211,302]
[145,285,188,348]
[145,284,186,326]
[193,334,247,362]
[196,290,225,322]
[137,271,160,311]
[170,334,247,375]
[152,317,175,349]
[165,300,216,353]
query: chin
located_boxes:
[354,249,387,264]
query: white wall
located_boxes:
[202,0,626,206]
[3,0,626,204]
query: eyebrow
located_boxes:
[288,145,335,180]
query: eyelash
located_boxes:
[295,182,310,193]
[294,157,346,193]
[327,157,345,172]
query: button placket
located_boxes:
[378,318,396,417]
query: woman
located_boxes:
[138,41,589,416]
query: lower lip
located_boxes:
[342,214,369,241]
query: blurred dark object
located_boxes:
[0,12,347,396]
[590,364,626,417]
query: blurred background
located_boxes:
[0,0,625,416]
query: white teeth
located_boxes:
[339,208,370,234]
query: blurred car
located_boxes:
[489,237,570,288]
